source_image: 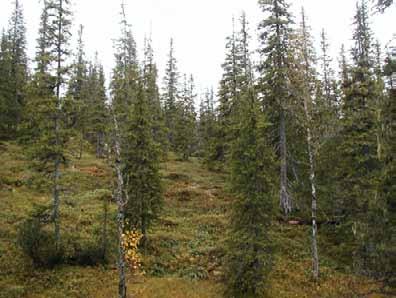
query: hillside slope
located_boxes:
[0,142,390,297]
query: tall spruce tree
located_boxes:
[258,0,294,216]
[26,0,72,248]
[142,36,167,157]
[110,5,140,296]
[319,29,339,114]
[111,2,139,136]
[215,14,252,166]
[23,0,53,142]
[67,24,88,158]
[51,0,72,247]
[162,38,180,150]
[334,0,381,272]
[110,1,162,245]
[216,19,240,164]
[198,88,217,165]
[2,0,28,137]
[225,85,275,297]
[174,74,197,160]
[382,40,396,286]
[123,80,163,242]
[85,57,109,158]
[0,29,12,138]
[373,41,386,161]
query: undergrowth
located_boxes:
[0,142,391,297]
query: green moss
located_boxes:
[0,143,389,297]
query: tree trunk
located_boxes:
[53,131,61,248]
[112,110,127,298]
[300,10,319,279]
[53,0,63,249]
[96,131,104,158]
[78,129,84,159]
[96,132,101,158]
[302,79,319,281]
[101,195,109,260]
[280,109,292,216]
[306,123,319,280]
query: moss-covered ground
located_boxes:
[0,142,391,297]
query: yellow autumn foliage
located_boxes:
[122,230,143,274]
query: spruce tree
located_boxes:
[216,20,240,164]
[382,41,396,286]
[22,0,53,142]
[2,0,28,137]
[334,0,381,272]
[225,86,275,297]
[0,29,13,139]
[110,2,162,242]
[373,41,386,161]
[142,36,167,158]
[162,38,180,150]
[26,0,72,248]
[175,74,197,160]
[51,0,72,247]
[67,25,87,159]
[67,24,88,158]
[85,57,109,158]
[215,14,253,166]
[198,88,217,166]
[123,80,163,242]
[111,2,139,136]
[258,0,294,216]
[319,29,339,115]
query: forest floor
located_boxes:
[0,141,392,298]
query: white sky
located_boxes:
[0,0,395,95]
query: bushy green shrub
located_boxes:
[17,205,64,268]
[67,238,108,266]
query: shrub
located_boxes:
[17,205,64,268]
[68,239,107,266]
[122,230,143,274]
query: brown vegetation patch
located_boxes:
[76,166,106,177]
[165,172,190,182]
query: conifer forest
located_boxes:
[1,0,396,297]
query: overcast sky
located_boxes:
[0,0,395,95]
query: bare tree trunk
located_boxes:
[280,110,292,216]
[300,74,320,281]
[112,110,127,298]
[300,9,319,280]
[304,116,319,280]
[53,0,63,249]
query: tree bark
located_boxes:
[280,109,292,216]
[53,0,63,249]
[305,119,319,280]
[112,110,127,298]
[300,9,320,280]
